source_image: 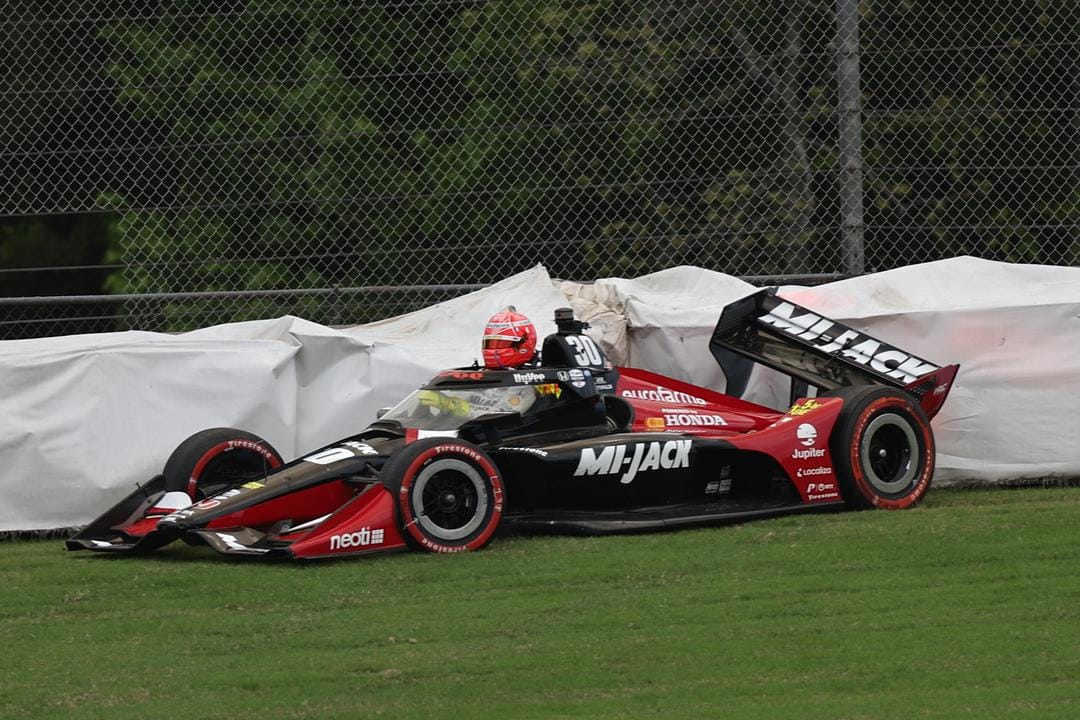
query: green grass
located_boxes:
[3,487,1080,719]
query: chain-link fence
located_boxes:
[1,1,1077,339]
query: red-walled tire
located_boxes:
[826,386,935,510]
[381,438,505,553]
[162,427,284,501]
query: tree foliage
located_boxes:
[2,1,1076,334]
[96,0,844,327]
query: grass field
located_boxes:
[3,487,1080,719]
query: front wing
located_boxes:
[67,480,410,560]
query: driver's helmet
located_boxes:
[482,308,538,369]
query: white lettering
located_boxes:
[620,388,707,406]
[799,317,834,340]
[760,300,940,383]
[566,335,604,366]
[796,466,833,477]
[497,447,549,458]
[329,527,386,551]
[760,301,813,333]
[611,443,628,469]
[662,441,680,467]
[841,338,880,365]
[575,440,692,484]
[305,447,358,465]
[638,443,662,473]
[670,439,691,468]
[792,447,826,460]
[305,442,380,465]
[343,441,379,456]
[620,443,647,484]
[892,357,939,383]
[870,349,910,375]
[512,372,547,384]
[816,328,861,354]
[574,446,617,476]
[662,413,727,427]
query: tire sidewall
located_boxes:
[162,428,283,501]
[388,438,505,553]
[830,388,935,510]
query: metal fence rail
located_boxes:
[2,0,1077,338]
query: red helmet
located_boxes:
[482,309,538,369]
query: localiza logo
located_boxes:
[330,527,385,551]
[574,440,692,484]
[760,299,940,384]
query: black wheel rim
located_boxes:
[411,458,488,541]
[859,412,919,494]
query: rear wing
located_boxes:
[710,289,959,419]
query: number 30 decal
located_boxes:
[566,335,603,366]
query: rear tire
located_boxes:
[162,428,284,501]
[826,387,934,510]
[381,438,505,553]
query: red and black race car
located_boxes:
[67,291,959,560]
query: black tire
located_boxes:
[162,427,284,501]
[825,386,935,510]
[380,437,505,553]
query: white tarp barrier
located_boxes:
[2,257,1078,531]
[568,257,1080,486]
[563,266,755,392]
[0,266,568,532]
[775,258,1080,485]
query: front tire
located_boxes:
[162,427,284,501]
[827,387,935,510]
[381,438,505,553]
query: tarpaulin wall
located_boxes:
[572,257,1080,487]
[2,258,1078,532]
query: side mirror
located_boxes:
[375,407,392,419]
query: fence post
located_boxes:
[836,0,866,275]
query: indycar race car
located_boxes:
[68,292,959,560]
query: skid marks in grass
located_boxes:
[350,665,408,683]
[62,588,91,603]
[41,685,154,712]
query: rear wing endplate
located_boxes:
[710,289,958,419]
